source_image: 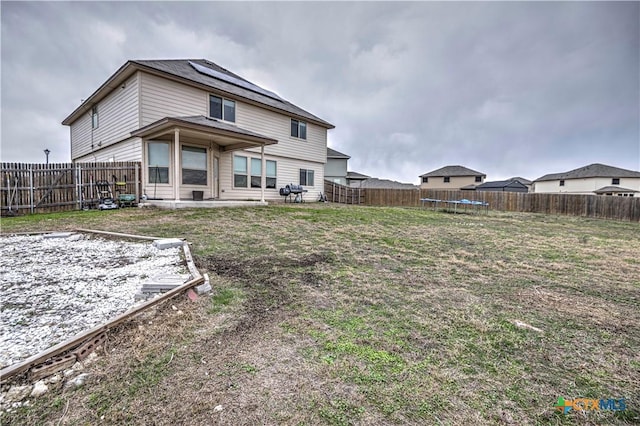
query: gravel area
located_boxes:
[0,233,186,369]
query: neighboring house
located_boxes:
[509,177,532,192]
[325,147,350,185]
[62,59,334,202]
[533,163,640,196]
[346,171,370,187]
[419,165,486,190]
[462,179,529,193]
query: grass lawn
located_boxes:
[1,204,639,425]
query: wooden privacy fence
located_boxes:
[1,162,141,215]
[362,188,640,222]
[324,180,364,204]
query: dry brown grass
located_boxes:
[1,205,639,425]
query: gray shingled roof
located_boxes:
[133,59,333,128]
[535,163,640,182]
[460,184,477,190]
[420,165,486,178]
[347,171,370,179]
[131,115,277,144]
[593,186,639,194]
[509,176,532,185]
[359,178,418,189]
[63,59,334,129]
[327,147,350,159]
[476,179,529,189]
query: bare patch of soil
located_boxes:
[197,252,332,334]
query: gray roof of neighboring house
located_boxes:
[593,186,639,194]
[475,179,529,190]
[535,163,640,182]
[347,171,370,179]
[420,165,486,178]
[63,59,334,129]
[358,178,418,189]
[509,176,532,185]
[327,147,351,159]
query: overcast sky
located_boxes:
[1,1,638,183]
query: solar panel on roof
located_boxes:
[188,61,283,102]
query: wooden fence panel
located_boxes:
[1,162,141,215]
[361,187,640,222]
[324,180,364,205]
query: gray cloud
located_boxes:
[2,1,638,183]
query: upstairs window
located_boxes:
[475,176,482,182]
[91,106,99,129]
[559,180,565,186]
[300,169,314,186]
[444,177,450,183]
[210,95,235,122]
[291,119,307,139]
[422,177,428,183]
[612,178,620,185]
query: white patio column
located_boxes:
[174,129,180,200]
[260,144,266,203]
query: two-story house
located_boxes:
[62,59,334,203]
[325,147,350,185]
[533,163,640,196]
[419,165,486,190]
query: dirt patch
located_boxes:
[197,252,333,336]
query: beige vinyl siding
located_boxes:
[139,73,328,164]
[218,151,324,201]
[140,73,207,125]
[325,158,348,183]
[143,180,174,201]
[70,114,92,160]
[70,73,139,160]
[74,137,142,163]
[236,102,327,164]
[533,177,640,194]
[420,175,482,190]
[140,72,328,163]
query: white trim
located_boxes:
[261,145,265,202]
[173,129,180,199]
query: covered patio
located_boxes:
[132,115,277,202]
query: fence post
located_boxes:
[29,168,34,214]
[135,163,140,203]
[75,164,81,210]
